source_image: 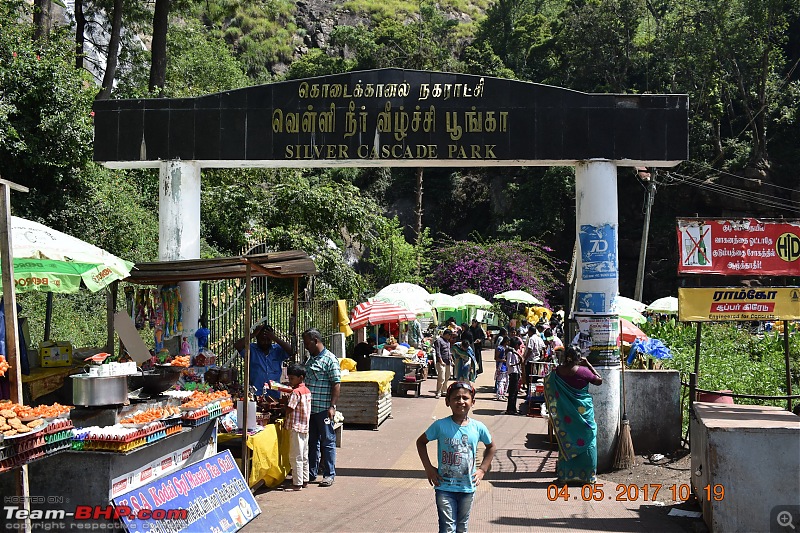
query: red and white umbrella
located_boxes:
[350,300,417,330]
[620,318,649,344]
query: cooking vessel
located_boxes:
[71,374,129,406]
[218,367,233,385]
[128,365,182,395]
[204,368,220,385]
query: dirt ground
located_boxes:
[600,447,693,504]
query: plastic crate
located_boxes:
[182,415,209,428]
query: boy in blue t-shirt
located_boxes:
[416,381,497,533]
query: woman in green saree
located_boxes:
[544,345,603,485]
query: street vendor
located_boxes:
[235,323,295,398]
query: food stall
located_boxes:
[0,251,316,526]
[338,370,394,427]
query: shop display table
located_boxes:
[0,420,217,526]
[368,355,411,393]
[339,370,394,428]
[21,364,83,404]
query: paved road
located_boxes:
[245,359,699,532]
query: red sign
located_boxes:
[677,218,800,276]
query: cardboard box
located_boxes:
[39,341,73,367]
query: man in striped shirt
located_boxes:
[302,328,341,487]
[284,363,312,491]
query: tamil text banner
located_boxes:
[676,218,800,276]
[678,287,800,322]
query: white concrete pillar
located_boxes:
[159,160,201,333]
[574,160,621,472]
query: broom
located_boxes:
[614,327,636,470]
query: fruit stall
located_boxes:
[0,251,315,528]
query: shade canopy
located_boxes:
[453,293,491,307]
[4,216,134,293]
[426,292,463,310]
[494,290,543,305]
[647,296,679,314]
[350,300,417,329]
[615,295,647,313]
[370,294,433,317]
[126,251,317,283]
[374,282,430,300]
[620,318,649,344]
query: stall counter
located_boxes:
[339,370,394,428]
[218,423,290,489]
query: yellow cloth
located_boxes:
[340,357,357,371]
[336,299,354,337]
[341,370,395,395]
[527,306,552,324]
[218,424,291,489]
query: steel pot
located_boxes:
[128,366,182,395]
[218,367,233,385]
[71,374,129,406]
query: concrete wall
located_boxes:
[623,369,681,453]
[691,403,800,533]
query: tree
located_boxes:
[95,0,123,99]
[148,0,169,94]
[427,239,564,307]
[0,5,96,221]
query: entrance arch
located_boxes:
[94,68,689,469]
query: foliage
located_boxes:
[0,3,96,219]
[199,0,299,82]
[644,321,799,403]
[363,218,432,288]
[115,19,250,98]
[426,238,564,306]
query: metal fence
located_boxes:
[203,274,345,367]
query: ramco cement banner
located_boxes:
[676,218,800,276]
[678,287,800,322]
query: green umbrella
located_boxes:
[3,216,134,293]
[426,293,463,311]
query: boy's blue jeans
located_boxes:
[308,410,336,479]
[435,490,474,533]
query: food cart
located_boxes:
[0,251,316,526]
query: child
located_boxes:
[494,337,510,401]
[416,381,497,533]
[284,363,312,491]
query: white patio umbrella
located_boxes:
[453,293,492,307]
[374,282,430,300]
[370,295,433,317]
[647,296,679,314]
[426,292,463,310]
[615,295,647,313]
[493,290,543,305]
[613,295,647,324]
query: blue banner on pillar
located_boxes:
[579,224,617,279]
[577,292,606,313]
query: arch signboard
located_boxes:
[93,69,688,168]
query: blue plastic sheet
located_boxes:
[627,338,673,365]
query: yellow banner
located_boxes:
[678,287,800,322]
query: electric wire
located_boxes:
[674,171,800,207]
[683,161,800,194]
[665,171,800,213]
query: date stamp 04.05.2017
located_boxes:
[546,483,726,503]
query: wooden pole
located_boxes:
[693,322,702,376]
[784,320,792,412]
[241,263,252,485]
[0,179,31,530]
[293,277,299,361]
[44,292,53,342]
[105,281,118,354]
[634,172,655,302]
